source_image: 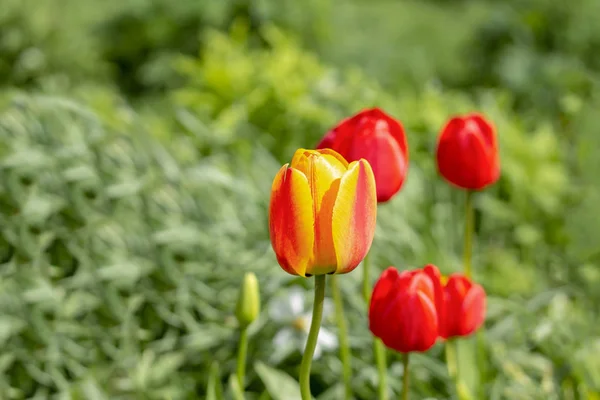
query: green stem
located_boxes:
[374,339,388,400]
[330,275,352,400]
[362,252,388,400]
[445,339,460,391]
[300,275,326,400]
[236,326,248,390]
[463,190,474,278]
[476,330,487,399]
[401,353,410,400]
[361,251,371,303]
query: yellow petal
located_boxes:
[331,159,377,274]
[269,164,315,277]
[290,148,347,213]
[290,149,348,275]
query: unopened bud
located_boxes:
[235,272,260,327]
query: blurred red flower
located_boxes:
[317,108,408,203]
[436,113,499,190]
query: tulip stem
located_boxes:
[362,252,389,400]
[445,339,460,393]
[300,274,326,400]
[463,190,474,278]
[374,339,388,400]
[476,330,488,399]
[236,326,248,391]
[330,275,352,400]
[401,353,410,400]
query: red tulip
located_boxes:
[369,265,442,353]
[269,148,377,277]
[317,108,408,203]
[438,274,486,339]
[436,113,500,190]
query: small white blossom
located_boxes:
[269,286,338,363]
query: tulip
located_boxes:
[438,274,486,339]
[269,148,377,277]
[436,113,500,190]
[317,108,408,203]
[369,265,443,353]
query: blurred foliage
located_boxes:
[0,0,599,399]
[461,0,600,116]
[0,0,109,87]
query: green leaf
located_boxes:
[255,361,301,400]
[228,374,245,400]
[149,352,186,385]
[80,378,109,400]
[206,362,224,400]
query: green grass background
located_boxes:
[0,0,599,398]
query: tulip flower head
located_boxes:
[438,273,486,339]
[369,265,443,353]
[436,113,500,190]
[269,148,377,277]
[317,108,408,203]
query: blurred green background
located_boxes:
[0,0,599,398]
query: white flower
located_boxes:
[269,286,338,363]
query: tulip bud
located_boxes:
[317,108,408,203]
[235,272,260,327]
[269,148,377,277]
[436,113,500,190]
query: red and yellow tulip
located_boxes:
[269,148,377,277]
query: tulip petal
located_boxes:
[290,148,347,217]
[289,148,348,274]
[331,159,377,274]
[346,127,408,202]
[469,113,497,149]
[461,283,486,335]
[401,289,438,352]
[422,264,445,333]
[369,267,400,338]
[269,165,315,277]
[358,108,408,158]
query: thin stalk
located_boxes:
[236,326,248,391]
[362,252,388,400]
[374,339,388,400]
[401,353,410,400]
[330,275,352,400]
[299,275,326,400]
[463,190,474,278]
[476,329,487,399]
[445,339,460,392]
